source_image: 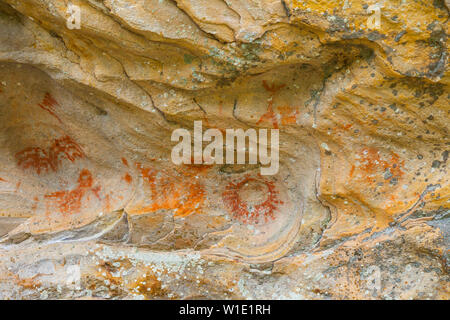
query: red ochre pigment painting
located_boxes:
[222,175,283,224]
[44,169,101,215]
[38,92,63,124]
[15,135,85,174]
[123,173,133,184]
[121,158,133,184]
[135,162,207,218]
[257,80,299,128]
[349,147,405,185]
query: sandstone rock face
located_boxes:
[0,0,448,300]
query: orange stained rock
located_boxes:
[350,147,405,184]
[123,173,132,184]
[349,164,356,178]
[277,105,299,125]
[104,193,112,212]
[342,123,353,131]
[178,162,212,177]
[44,169,101,214]
[335,123,353,132]
[131,271,168,298]
[134,162,207,218]
[14,274,41,290]
[257,107,279,128]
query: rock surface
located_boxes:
[0,0,448,299]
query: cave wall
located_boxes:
[0,0,448,299]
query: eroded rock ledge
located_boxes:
[0,0,448,299]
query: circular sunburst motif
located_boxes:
[222,175,283,224]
